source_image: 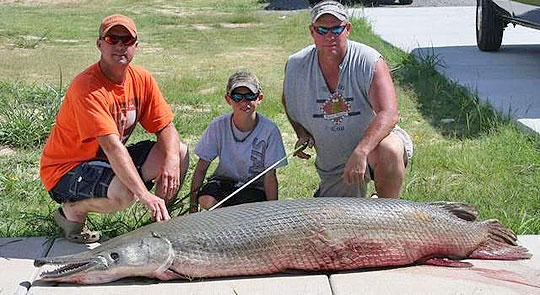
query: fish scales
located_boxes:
[35,197,531,284]
[134,198,485,276]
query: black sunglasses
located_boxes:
[314,25,346,36]
[102,35,137,46]
[230,92,259,102]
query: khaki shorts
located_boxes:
[392,125,414,162]
[315,126,413,198]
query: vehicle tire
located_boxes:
[476,0,504,51]
[399,0,413,4]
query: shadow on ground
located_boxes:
[394,43,540,139]
[393,46,518,140]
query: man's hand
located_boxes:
[343,149,368,185]
[155,155,181,204]
[138,192,171,222]
[294,136,315,159]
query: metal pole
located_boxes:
[209,142,309,211]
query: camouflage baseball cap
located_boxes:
[226,71,261,96]
[310,1,349,24]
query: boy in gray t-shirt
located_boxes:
[189,71,287,212]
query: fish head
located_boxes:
[34,232,175,284]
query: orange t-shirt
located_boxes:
[40,63,174,191]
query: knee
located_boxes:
[380,146,403,166]
[181,142,190,162]
[198,195,216,210]
[179,141,190,175]
[179,141,188,159]
[118,195,137,210]
[371,135,405,170]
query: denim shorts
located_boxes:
[197,176,266,207]
[49,140,156,203]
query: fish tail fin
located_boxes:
[469,219,532,260]
[428,201,478,221]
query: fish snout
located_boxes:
[34,258,48,267]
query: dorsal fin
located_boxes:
[428,201,478,221]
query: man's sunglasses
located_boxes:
[314,25,346,36]
[230,92,259,102]
[102,35,137,46]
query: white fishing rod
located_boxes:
[209,141,309,211]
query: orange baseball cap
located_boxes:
[99,14,137,38]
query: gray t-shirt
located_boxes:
[284,40,382,197]
[195,113,287,188]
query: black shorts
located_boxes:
[197,177,266,207]
[49,140,156,203]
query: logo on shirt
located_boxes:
[249,137,267,179]
[111,97,137,143]
[316,93,352,125]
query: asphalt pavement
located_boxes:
[353,4,540,135]
[264,0,476,10]
[379,0,475,7]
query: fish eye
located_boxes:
[110,252,119,260]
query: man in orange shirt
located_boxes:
[40,14,189,243]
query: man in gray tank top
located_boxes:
[282,1,413,198]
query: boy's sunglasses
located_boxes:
[230,92,259,102]
[102,35,137,46]
[314,25,346,36]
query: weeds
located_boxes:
[227,15,258,24]
[0,80,64,148]
[13,30,50,49]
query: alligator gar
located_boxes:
[34,198,531,284]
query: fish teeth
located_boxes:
[41,262,89,277]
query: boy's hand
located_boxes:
[189,197,199,213]
[294,136,314,159]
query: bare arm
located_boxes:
[97,134,170,221]
[281,92,315,159]
[360,58,399,154]
[263,169,278,201]
[189,158,211,213]
[344,58,399,184]
[154,122,181,203]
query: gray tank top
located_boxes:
[284,41,382,196]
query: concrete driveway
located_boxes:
[2,236,540,295]
[352,6,540,135]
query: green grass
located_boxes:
[0,0,538,238]
[0,80,64,148]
